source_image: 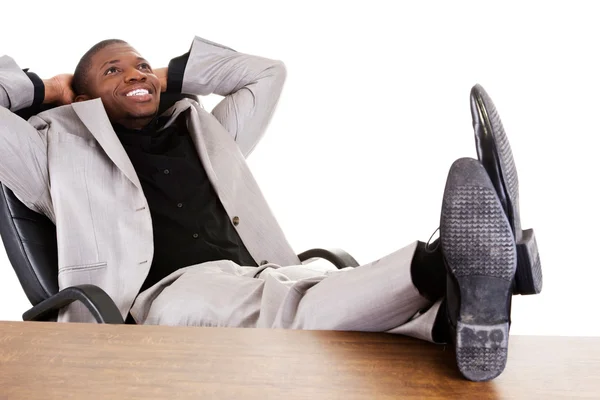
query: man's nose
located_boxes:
[124,67,147,83]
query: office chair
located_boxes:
[0,92,360,324]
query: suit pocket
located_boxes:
[59,261,107,274]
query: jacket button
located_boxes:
[232,216,240,226]
[259,260,269,266]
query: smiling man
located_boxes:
[0,36,541,382]
[72,40,164,129]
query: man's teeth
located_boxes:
[126,89,149,97]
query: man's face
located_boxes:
[82,43,161,128]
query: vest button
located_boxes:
[232,216,240,226]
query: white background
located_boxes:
[1,0,598,336]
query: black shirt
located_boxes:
[114,114,257,292]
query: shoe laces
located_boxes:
[425,227,440,252]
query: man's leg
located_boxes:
[129,241,440,337]
[129,159,510,341]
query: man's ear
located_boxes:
[75,94,90,102]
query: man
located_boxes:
[0,36,541,381]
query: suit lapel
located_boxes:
[185,102,300,266]
[72,99,142,189]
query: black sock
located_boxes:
[432,299,451,343]
[410,239,446,302]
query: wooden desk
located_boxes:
[0,321,597,399]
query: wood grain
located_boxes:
[0,321,598,399]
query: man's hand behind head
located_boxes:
[43,74,75,106]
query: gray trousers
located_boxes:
[130,241,443,343]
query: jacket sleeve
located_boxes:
[0,55,51,216]
[178,36,287,158]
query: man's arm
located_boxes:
[166,36,287,158]
[14,72,74,120]
[0,55,52,216]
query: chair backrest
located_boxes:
[0,183,58,305]
[0,93,199,306]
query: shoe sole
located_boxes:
[470,84,542,295]
[442,158,517,382]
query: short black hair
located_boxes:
[72,39,129,95]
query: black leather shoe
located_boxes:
[441,158,516,382]
[470,84,542,295]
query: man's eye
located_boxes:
[104,67,118,75]
[138,63,152,71]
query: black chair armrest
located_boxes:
[297,248,360,269]
[22,284,124,324]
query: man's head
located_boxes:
[73,40,161,129]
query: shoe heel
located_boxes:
[456,321,509,382]
[514,228,543,295]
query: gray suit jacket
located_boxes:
[0,36,299,322]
